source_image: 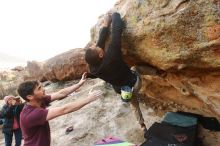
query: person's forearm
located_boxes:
[57,82,83,98]
[1,106,13,117]
[107,12,123,57]
[96,27,109,49]
[16,104,24,112]
[46,96,94,121]
[62,97,92,114]
[112,13,123,31]
[111,13,123,42]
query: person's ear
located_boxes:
[99,52,104,58]
[27,95,34,101]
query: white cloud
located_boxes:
[0,0,118,62]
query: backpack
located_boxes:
[141,112,198,146]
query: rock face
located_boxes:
[43,48,88,81]
[0,69,25,99]
[24,49,88,81]
[118,0,220,70]
[26,61,45,81]
[90,0,220,117]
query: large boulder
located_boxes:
[26,61,46,81]
[90,0,220,117]
[118,0,220,70]
[43,48,88,81]
[0,69,25,99]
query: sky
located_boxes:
[0,0,118,66]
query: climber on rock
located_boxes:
[85,12,166,133]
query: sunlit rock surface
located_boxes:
[90,0,220,117]
[43,48,88,81]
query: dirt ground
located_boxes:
[0,78,220,146]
